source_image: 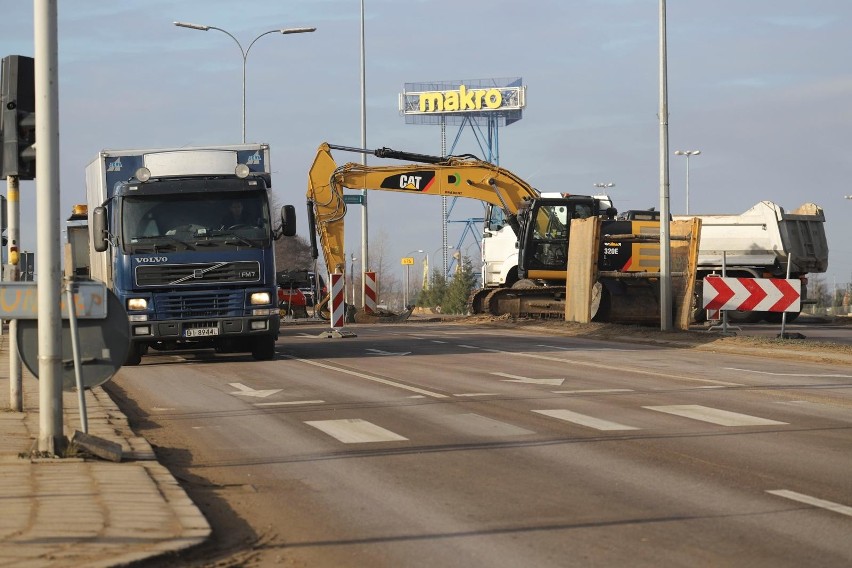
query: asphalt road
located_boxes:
[107,320,852,567]
[715,314,852,344]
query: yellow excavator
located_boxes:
[307,142,663,322]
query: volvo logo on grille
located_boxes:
[193,269,204,278]
[136,256,168,263]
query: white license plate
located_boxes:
[185,327,219,338]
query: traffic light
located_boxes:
[0,55,36,180]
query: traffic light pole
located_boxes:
[6,175,22,412]
[35,0,64,454]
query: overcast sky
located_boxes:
[1,0,849,290]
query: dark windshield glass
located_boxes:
[121,191,271,253]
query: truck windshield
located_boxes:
[486,205,507,232]
[121,191,271,253]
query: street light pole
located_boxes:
[659,0,672,331]
[360,0,369,312]
[174,21,316,143]
[674,150,700,214]
[427,245,452,289]
[349,253,358,306]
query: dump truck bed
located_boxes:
[674,201,828,274]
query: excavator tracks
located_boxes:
[469,286,568,319]
[468,278,663,325]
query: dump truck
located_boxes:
[86,144,296,365]
[674,201,829,322]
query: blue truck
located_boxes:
[86,144,295,365]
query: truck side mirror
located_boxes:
[280,205,297,238]
[92,206,108,252]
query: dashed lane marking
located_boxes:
[644,404,787,426]
[437,413,534,437]
[453,393,500,397]
[532,409,639,431]
[281,355,449,399]
[766,490,852,518]
[726,367,852,379]
[492,372,565,386]
[551,388,634,394]
[537,344,638,352]
[254,400,326,407]
[305,419,408,443]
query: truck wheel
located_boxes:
[251,336,276,361]
[726,310,762,324]
[690,289,706,323]
[124,344,145,366]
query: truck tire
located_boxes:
[690,288,706,323]
[124,344,146,366]
[251,336,276,361]
[725,310,762,324]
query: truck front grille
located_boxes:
[156,290,244,319]
[136,261,261,287]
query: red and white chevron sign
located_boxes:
[329,273,345,328]
[702,276,801,313]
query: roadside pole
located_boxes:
[658,0,673,331]
[779,254,793,338]
[7,175,22,411]
[35,0,64,454]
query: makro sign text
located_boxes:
[419,85,503,113]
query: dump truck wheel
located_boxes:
[763,311,799,324]
[726,310,762,324]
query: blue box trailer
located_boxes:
[85,144,295,365]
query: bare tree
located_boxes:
[274,233,315,272]
[808,274,830,310]
[268,192,320,272]
[368,230,402,309]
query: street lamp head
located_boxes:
[593,182,615,189]
[675,150,701,157]
[173,21,210,31]
[280,27,317,34]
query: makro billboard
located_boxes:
[399,78,526,123]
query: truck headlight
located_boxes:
[127,298,148,311]
[250,292,271,305]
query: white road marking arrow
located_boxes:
[365,348,411,356]
[491,372,566,386]
[228,382,282,398]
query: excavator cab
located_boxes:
[517,196,603,282]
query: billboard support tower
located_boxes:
[400,78,525,278]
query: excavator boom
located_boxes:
[307,142,540,281]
